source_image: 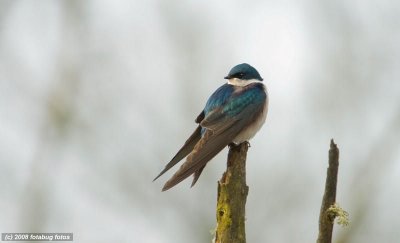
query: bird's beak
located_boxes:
[224,75,231,79]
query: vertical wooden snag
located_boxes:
[215,142,249,243]
[317,139,340,243]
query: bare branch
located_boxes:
[215,142,249,243]
[317,139,340,243]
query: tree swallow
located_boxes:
[154,63,268,191]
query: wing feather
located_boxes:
[162,123,236,191]
[153,111,205,181]
[162,101,264,191]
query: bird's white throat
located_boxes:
[227,78,262,87]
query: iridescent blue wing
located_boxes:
[162,83,266,191]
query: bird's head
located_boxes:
[224,63,263,85]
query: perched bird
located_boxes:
[154,63,268,191]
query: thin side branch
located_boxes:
[215,142,249,243]
[317,139,340,243]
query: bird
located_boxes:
[154,63,268,191]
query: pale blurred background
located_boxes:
[0,0,399,242]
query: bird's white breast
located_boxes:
[232,86,269,144]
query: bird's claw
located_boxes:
[228,141,251,148]
[228,142,236,148]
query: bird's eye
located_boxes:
[239,73,244,77]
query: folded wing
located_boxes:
[162,100,265,191]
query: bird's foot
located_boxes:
[228,142,236,148]
[228,141,251,148]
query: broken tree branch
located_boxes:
[317,139,340,243]
[215,142,249,243]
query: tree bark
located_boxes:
[317,139,340,243]
[215,142,249,243]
